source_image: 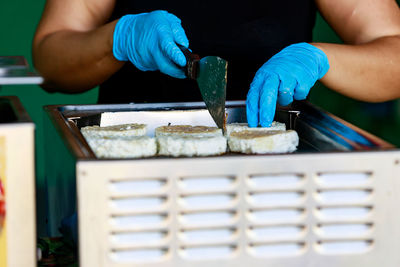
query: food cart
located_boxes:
[45,100,400,267]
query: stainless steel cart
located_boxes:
[45,100,400,267]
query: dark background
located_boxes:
[1,1,399,235]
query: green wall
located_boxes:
[0,0,99,235]
[0,0,98,184]
[0,1,399,236]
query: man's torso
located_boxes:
[99,0,316,103]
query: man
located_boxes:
[33,0,400,127]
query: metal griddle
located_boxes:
[46,100,393,160]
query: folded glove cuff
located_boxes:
[112,14,140,62]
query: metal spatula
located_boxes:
[179,46,228,130]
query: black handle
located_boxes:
[178,44,200,80]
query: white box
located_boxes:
[0,96,36,267]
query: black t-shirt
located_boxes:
[99,1,316,104]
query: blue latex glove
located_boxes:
[246,42,330,127]
[113,10,189,79]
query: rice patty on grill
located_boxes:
[155,125,222,137]
[156,125,227,157]
[81,123,156,158]
[81,123,147,139]
[228,130,299,154]
[85,135,157,158]
[225,121,286,136]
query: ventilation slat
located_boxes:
[247,191,305,207]
[249,242,305,257]
[248,225,306,242]
[110,248,168,263]
[315,206,372,221]
[179,194,236,210]
[316,172,372,188]
[179,228,236,245]
[315,240,373,255]
[179,176,236,192]
[110,196,168,213]
[179,211,237,227]
[111,231,168,247]
[315,223,373,239]
[109,179,167,196]
[315,190,373,205]
[110,213,168,231]
[248,209,305,224]
[248,174,304,190]
[179,245,236,260]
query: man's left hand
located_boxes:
[246,42,330,127]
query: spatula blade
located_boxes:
[197,56,227,129]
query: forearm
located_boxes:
[33,20,124,93]
[314,35,400,102]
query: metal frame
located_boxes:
[0,56,43,85]
[44,101,400,267]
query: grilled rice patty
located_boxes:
[155,125,226,157]
[228,130,299,154]
[155,125,223,138]
[157,135,227,157]
[85,135,157,158]
[81,123,147,138]
[225,122,286,136]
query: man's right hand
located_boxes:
[113,10,189,79]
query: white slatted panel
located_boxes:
[314,172,374,255]
[246,174,307,257]
[108,177,170,263]
[178,175,239,260]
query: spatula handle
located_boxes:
[178,45,200,80]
